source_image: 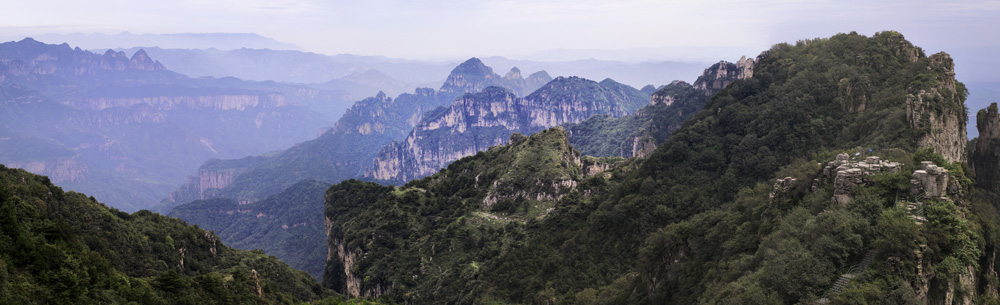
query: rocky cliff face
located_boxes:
[650,56,751,106]
[165,169,235,203]
[64,93,289,111]
[7,155,88,183]
[161,58,538,208]
[650,81,688,106]
[970,103,1000,196]
[692,55,754,94]
[364,76,647,183]
[324,216,390,297]
[905,52,967,163]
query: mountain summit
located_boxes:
[440,57,552,96]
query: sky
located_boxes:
[2,0,999,62]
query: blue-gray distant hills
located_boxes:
[160,58,551,210]
[102,47,709,97]
[0,38,354,211]
[31,32,302,51]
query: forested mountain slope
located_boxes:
[320,31,996,304]
[0,165,335,304]
[564,58,752,158]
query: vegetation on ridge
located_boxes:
[0,165,338,304]
[322,31,995,304]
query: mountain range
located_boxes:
[28,32,302,51]
[317,31,999,305]
[4,30,1000,305]
[165,56,744,281]
[0,38,353,211]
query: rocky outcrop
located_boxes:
[905,52,967,163]
[631,132,658,159]
[969,103,1000,196]
[769,177,797,200]
[324,215,391,298]
[650,81,689,106]
[692,56,754,95]
[910,161,951,199]
[165,169,234,203]
[582,156,619,178]
[7,155,88,183]
[821,154,903,204]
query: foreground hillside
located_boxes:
[0,165,347,304]
[321,31,1000,304]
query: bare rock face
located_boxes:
[822,153,903,204]
[837,75,871,113]
[7,155,88,183]
[365,77,642,183]
[631,132,657,158]
[770,177,797,200]
[691,56,754,95]
[970,103,1000,196]
[873,31,921,63]
[650,80,688,106]
[905,52,968,163]
[165,169,234,203]
[910,161,950,199]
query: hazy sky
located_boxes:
[2,0,999,61]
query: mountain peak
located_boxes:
[18,37,41,45]
[451,57,494,76]
[131,48,149,58]
[504,67,522,80]
[439,57,500,94]
[128,49,163,70]
[692,57,754,95]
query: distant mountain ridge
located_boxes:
[0,38,351,211]
[162,58,554,280]
[439,57,552,96]
[29,32,301,50]
[161,58,552,211]
[364,75,647,183]
[112,46,457,85]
